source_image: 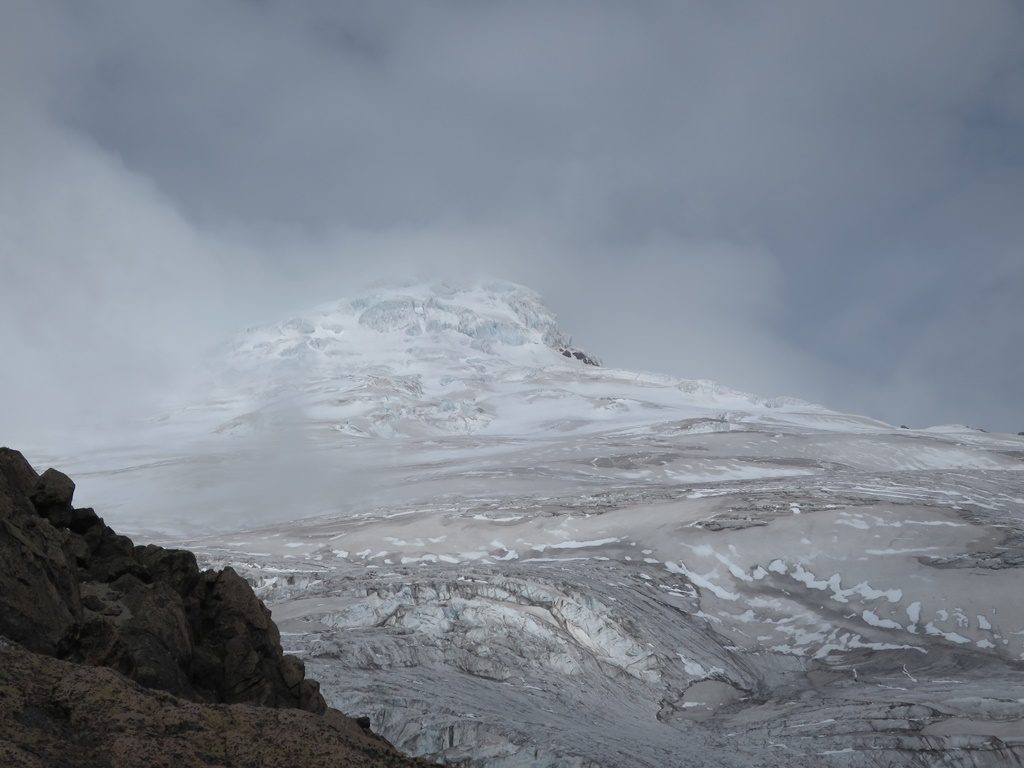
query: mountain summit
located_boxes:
[212,280,601,437]
[195,279,832,440]
[230,280,591,365]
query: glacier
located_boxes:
[32,280,1024,766]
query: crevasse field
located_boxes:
[35,282,1024,766]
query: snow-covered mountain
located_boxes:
[35,280,1024,767]
[195,279,840,440]
[213,279,602,438]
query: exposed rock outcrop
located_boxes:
[0,446,321,710]
[0,447,428,767]
[558,346,600,366]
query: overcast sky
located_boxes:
[2,0,1023,442]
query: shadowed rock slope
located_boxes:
[0,447,430,767]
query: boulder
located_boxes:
[30,468,76,527]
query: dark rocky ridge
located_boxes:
[0,446,323,711]
[0,447,429,767]
[558,346,600,366]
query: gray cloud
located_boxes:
[2,0,1022,440]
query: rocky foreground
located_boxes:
[0,447,429,767]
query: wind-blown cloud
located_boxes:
[2,0,1022,437]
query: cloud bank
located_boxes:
[2,0,1023,442]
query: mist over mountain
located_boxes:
[36,279,867,537]
[3,4,1023,766]
[3,1,1023,437]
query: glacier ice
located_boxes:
[40,279,1024,767]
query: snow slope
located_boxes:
[32,280,1024,767]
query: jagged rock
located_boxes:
[0,448,329,714]
[191,566,303,707]
[299,677,328,716]
[0,447,426,765]
[281,653,306,689]
[559,346,600,366]
[86,525,146,584]
[0,450,82,656]
[68,506,101,534]
[0,447,38,496]
[118,582,194,694]
[134,544,200,595]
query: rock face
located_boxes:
[0,450,83,658]
[0,446,320,711]
[0,447,428,767]
[558,346,600,366]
